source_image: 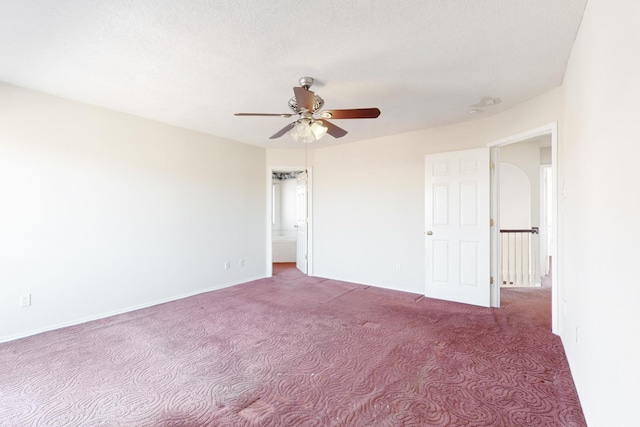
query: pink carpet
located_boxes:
[0,264,585,426]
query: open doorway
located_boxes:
[498,137,551,287]
[489,123,559,333]
[268,167,312,277]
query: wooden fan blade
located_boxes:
[293,86,314,112]
[235,113,294,117]
[320,108,381,119]
[318,119,348,138]
[269,122,297,139]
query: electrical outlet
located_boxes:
[20,294,31,307]
[575,327,580,344]
[395,263,401,272]
[224,261,231,270]
[238,259,245,267]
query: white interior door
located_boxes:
[425,148,491,307]
[295,172,308,274]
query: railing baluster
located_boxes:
[520,233,525,285]
[507,234,512,285]
[499,228,539,287]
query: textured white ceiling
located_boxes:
[0,0,586,148]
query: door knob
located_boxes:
[426,231,433,236]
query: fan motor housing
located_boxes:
[288,95,324,114]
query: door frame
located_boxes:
[539,164,552,277]
[487,122,559,334]
[266,166,313,277]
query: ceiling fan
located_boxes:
[234,77,381,143]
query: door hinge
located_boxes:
[490,160,495,170]
[490,218,494,227]
[490,276,494,285]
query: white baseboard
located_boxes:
[0,275,266,344]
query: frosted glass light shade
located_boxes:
[310,121,328,140]
[289,119,328,143]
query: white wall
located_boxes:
[266,149,307,168]
[499,163,531,229]
[560,0,640,425]
[500,139,541,227]
[540,146,552,164]
[269,88,562,293]
[0,83,266,342]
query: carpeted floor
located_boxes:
[0,264,585,426]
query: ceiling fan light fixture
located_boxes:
[289,119,328,143]
[237,77,379,142]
